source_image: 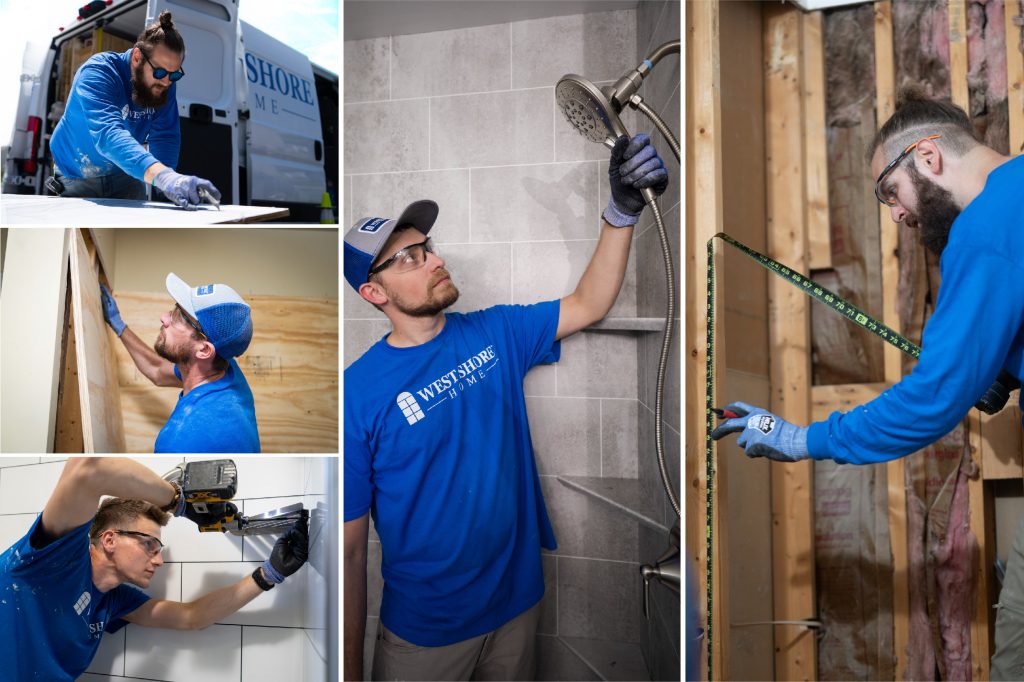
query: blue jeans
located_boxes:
[54,167,146,200]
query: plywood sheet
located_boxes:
[1,195,288,226]
[113,292,338,453]
[69,227,126,453]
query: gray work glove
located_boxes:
[262,516,309,584]
[99,284,126,336]
[711,401,810,462]
[604,133,669,227]
[153,169,221,210]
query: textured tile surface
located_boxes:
[601,399,639,478]
[557,557,642,643]
[392,24,511,98]
[527,397,601,477]
[542,478,639,562]
[556,332,638,399]
[471,162,598,243]
[511,10,637,90]
[125,623,242,680]
[430,89,553,169]
[344,38,390,103]
[441,242,513,313]
[344,100,429,173]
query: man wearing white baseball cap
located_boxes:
[100,274,260,453]
[343,133,669,680]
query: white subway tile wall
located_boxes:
[0,457,332,682]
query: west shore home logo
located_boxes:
[395,345,499,425]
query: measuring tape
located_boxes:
[704,232,922,680]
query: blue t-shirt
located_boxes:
[808,155,1024,463]
[50,49,180,181]
[155,358,261,453]
[344,301,561,646]
[0,515,150,681]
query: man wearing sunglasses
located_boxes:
[0,457,308,681]
[712,88,1024,678]
[99,273,260,453]
[49,11,221,209]
[342,133,668,680]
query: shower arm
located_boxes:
[609,40,681,111]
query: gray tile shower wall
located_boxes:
[635,1,683,680]
[344,5,680,680]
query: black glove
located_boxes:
[262,516,309,584]
[604,133,669,227]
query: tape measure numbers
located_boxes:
[704,232,921,680]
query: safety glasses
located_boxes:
[142,51,185,82]
[114,530,165,557]
[369,238,437,276]
[874,134,941,206]
[174,304,206,339]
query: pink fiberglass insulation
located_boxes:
[930,452,978,681]
[906,489,937,680]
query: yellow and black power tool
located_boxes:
[163,459,307,535]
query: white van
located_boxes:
[2,0,338,221]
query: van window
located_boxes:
[178,25,224,103]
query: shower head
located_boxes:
[555,74,628,147]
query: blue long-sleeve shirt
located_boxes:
[50,48,179,181]
[808,155,1024,464]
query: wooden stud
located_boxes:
[686,0,726,678]
[980,400,1024,480]
[872,3,912,678]
[802,11,831,271]
[948,0,970,111]
[764,4,817,680]
[68,227,127,453]
[811,383,886,422]
[53,271,84,453]
[1008,0,1024,153]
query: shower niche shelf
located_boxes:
[585,317,664,333]
[556,476,670,534]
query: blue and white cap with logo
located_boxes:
[343,199,439,292]
[165,272,253,359]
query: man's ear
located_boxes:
[194,339,217,362]
[100,530,116,552]
[131,46,141,67]
[915,138,943,176]
[359,280,388,307]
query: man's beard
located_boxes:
[905,164,961,256]
[131,62,169,108]
[154,331,190,365]
[385,271,460,317]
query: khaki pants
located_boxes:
[371,603,540,682]
[992,514,1024,681]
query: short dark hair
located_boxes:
[869,84,978,161]
[90,498,170,541]
[135,11,185,56]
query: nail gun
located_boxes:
[163,459,307,535]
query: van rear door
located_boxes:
[240,21,326,208]
[148,0,240,203]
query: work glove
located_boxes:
[710,401,810,462]
[262,516,309,584]
[604,133,669,227]
[100,284,126,337]
[152,168,221,210]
